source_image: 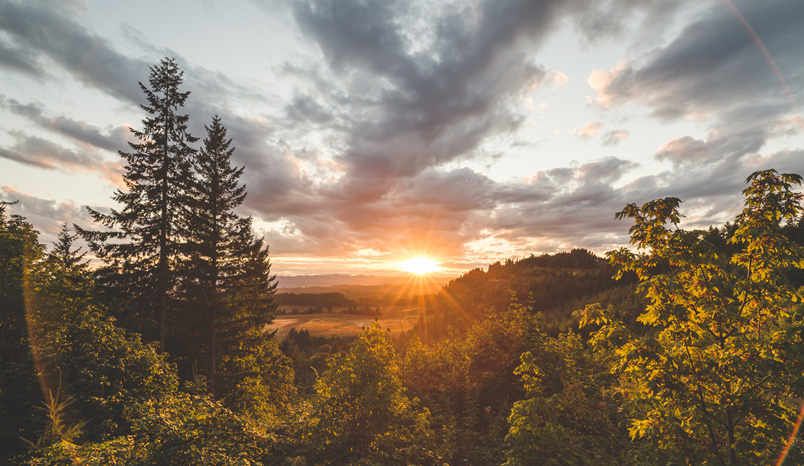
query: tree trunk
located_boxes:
[209,299,216,396]
[159,100,171,353]
[209,197,219,396]
[726,408,737,465]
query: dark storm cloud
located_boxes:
[485,158,639,250]
[476,148,804,255]
[286,93,334,125]
[277,0,711,252]
[654,129,766,166]
[589,0,804,124]
[581,0,804,239]
[47,116,131,153]
[571,0,698,46]
[4,0,799,267]
[252,0,766,258]
[0,132,99,170]
[0,1,311,222]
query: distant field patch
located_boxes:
[267,309,419,339]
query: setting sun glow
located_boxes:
[397,257,442,275]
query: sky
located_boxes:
[1,0,803,278]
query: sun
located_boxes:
[397,257,442,275]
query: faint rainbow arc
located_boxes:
[723,0,799,116]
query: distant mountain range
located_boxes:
[276,273,452,290]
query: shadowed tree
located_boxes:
[0,201,46,460]
[78,57,197,352]
[177,115,294,411]
[178,115,249,395]
[215,234,295,417]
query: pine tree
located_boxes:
[45,225,92,303]
[179,115,249,395]
[78,57,197,352]
[180,115,291,407]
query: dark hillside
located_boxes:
[418,248,640,339]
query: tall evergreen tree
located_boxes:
[180,115,292,409]
[78,57,197,352]
[179,115,249,395]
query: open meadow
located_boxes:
[267,307,421,339]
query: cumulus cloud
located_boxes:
[0,1,149,103]
[0,186,91,247]
[601,129,629,146]
[475,147,804,257]
[0,36,46,77]
[550,70,568,86]
[572,122,604,139]
[588,0,804,126]
[2,0,802,272]
[0,95,131,153]
[0,1,305,222]
[655,129,766,166]
[0,131,123,185]
[288,0,573,189]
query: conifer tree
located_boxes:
[180,115,291,406]
[179,115,249,395]
[45,225,92,303]
[78,57,197,352]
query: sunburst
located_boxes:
[397,257,441,275]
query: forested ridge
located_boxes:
[2,59,804,466]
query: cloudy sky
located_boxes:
[1,0,803,277]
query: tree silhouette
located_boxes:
[79,57,197,352]
[179,115,250,395]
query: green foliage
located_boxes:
[504,332,627,466]
[304,323,440,466]
[218,335,296,422]
[176,114,249,393]
[421,248,627,338]
[0,202,50,459]
[22,225,178,442]
[404,298,539,466]
[23,393,277,466]
[580,169,804,465]
[128,392,271,465]
[214,238,295,418]
[280,328,353,393]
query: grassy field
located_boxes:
[267,306,420,339]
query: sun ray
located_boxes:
[397,257,442,275]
